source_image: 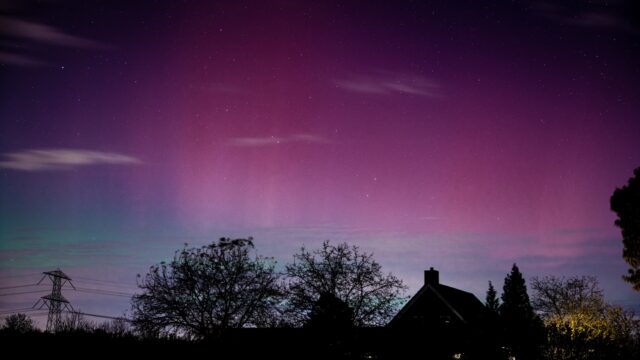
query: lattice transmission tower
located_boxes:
[33,269,75,332]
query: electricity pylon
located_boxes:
[34,269,75,332]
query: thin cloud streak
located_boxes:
[334,71,441,98]
[0,149,141,171]
[0,15,103,48]
[532,2,638,34]
[0,51,46,66]
[229,133,331,147]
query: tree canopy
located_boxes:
[531,276,604,320]
[500,264,544,360]
[1,313,34,334]
[131,237,283,339]
[532,275,640,360]
[305,292,354,330]
[501,264,536,320]
[610,167,640,291]
[485,280,500,312]
[285,241,407,327]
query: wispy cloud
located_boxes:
[0,149,141,171]
[334,70,440,98]
[0,15,103,48]
[229,133,331,147]
[0,13,106,67]
[567,12,636,32]
[0,51,46,67]
[532,1,638,34]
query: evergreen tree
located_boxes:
[485,281,500,312]
[475,281,506,360]
[500,264,544,360]
[501,264,534,318]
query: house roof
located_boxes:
[389,282,485,326]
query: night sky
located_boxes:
[1,0,639,321]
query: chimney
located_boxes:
[424,267,439,286]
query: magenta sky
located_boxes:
[1,0,639,321]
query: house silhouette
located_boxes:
[386,268,488,359]
[389,267,485,328]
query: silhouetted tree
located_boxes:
[58,311,96,333]
[98,317,132,337]
[611,167,640,291]
[285,241,407,327]
[1,313,35,333]
[531,276,604,319]
[486,280,500,312]
[532,275,640,360]
[306,292,354,330]
[475,281,507,360]
[132,237,283,339]
[500,264,544,360]
[305,292,356,356]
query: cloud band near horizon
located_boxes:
[0,149,141,171]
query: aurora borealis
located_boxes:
[1,0,639,319]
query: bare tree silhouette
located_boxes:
[285,240,406,327]
[132,237,283,339]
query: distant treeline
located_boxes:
[2,238,640,360]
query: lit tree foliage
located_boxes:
[532,275,640,360]
[532,276,604,319]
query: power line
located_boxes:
[74,286,135,296]
[0,286,135,298]
[0,307,129,320]
[0,289,49,297]
[0,272,43,280]
[72,276,138,288]
[0,307,40,314]
[0,309,47,315]
[74,287,135,298]
[0,309,132,322]
[73,281,138,292]
[0,311,49,319]
[0,284,43,290]
[0,269,134,326]
[74,311,131,321]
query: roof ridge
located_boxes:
[436,283,477,297]
[429,285,466,323]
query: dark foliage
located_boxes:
[485,280,500,312]
[132,237,283,339]
[500,264,545,360]
[1,313,35,333]
[532,275,640,360]
[306,292,354,330]
[611,167,640,291]
[285,241,407,327]
[531,276,604,319]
